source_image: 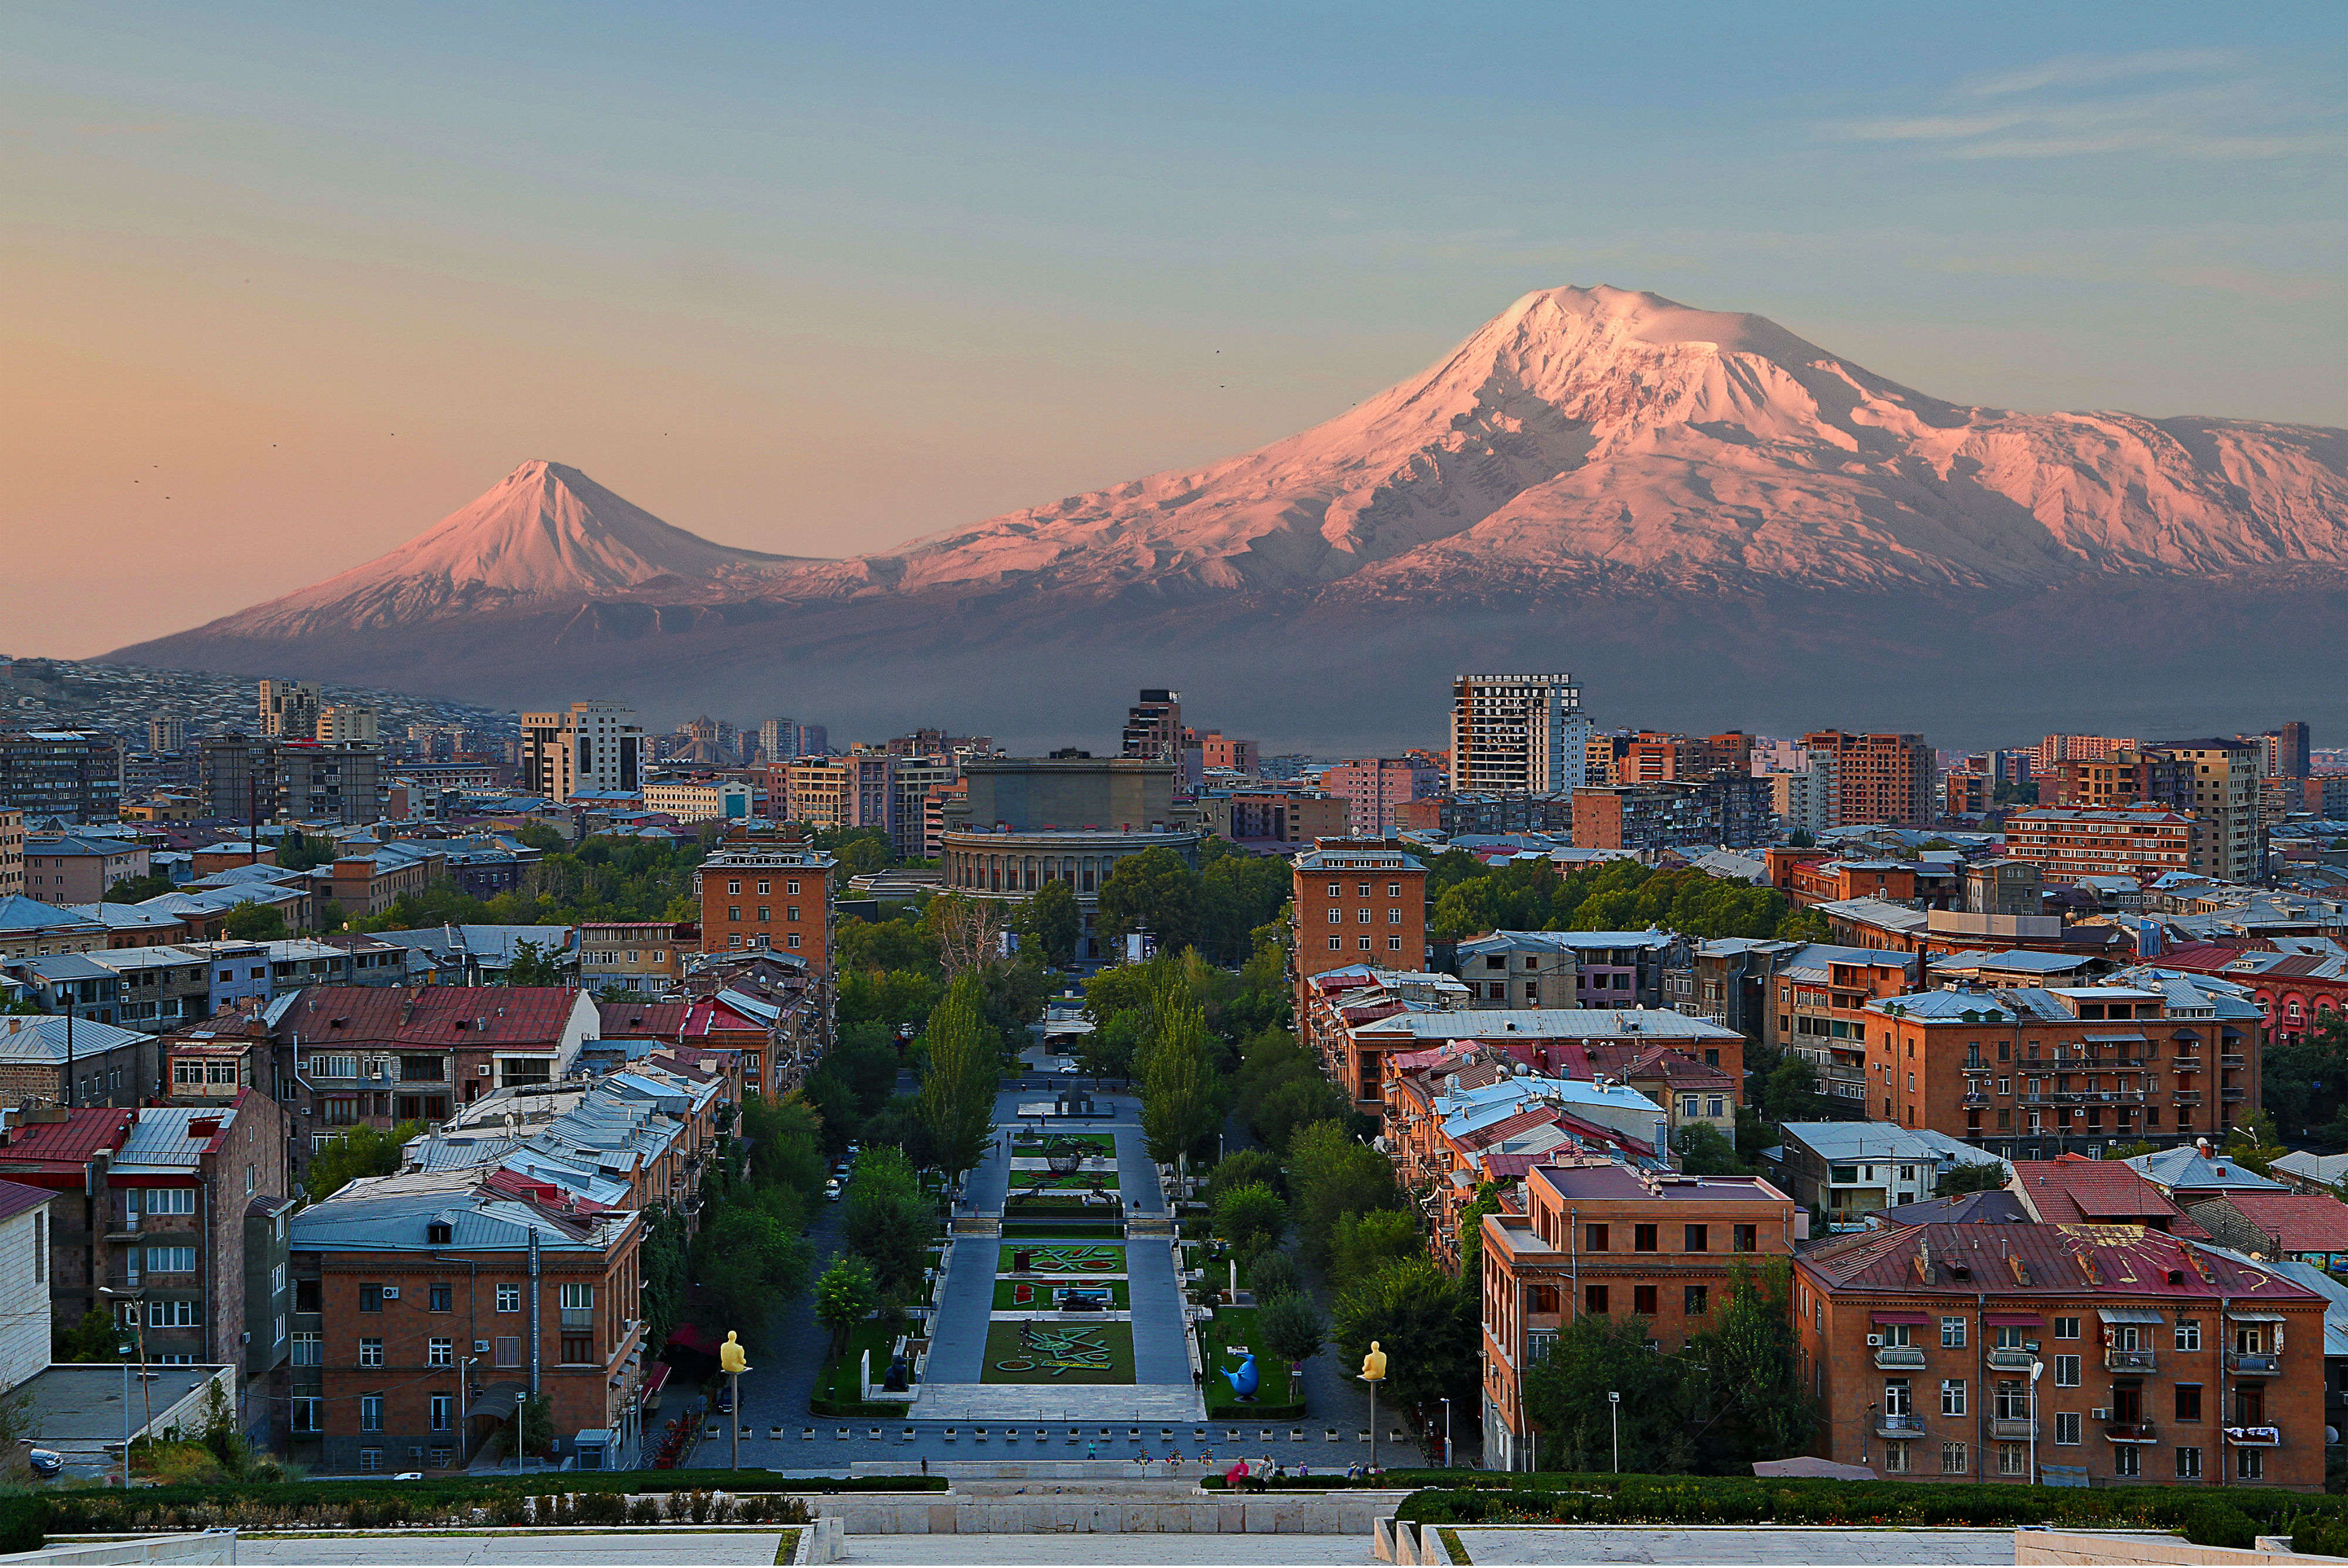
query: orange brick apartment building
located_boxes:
[1479,1163,1799,1469]
[696,838,838,965]
[1290,840,1429,989]
[1801,731,1935,827]
[1794,1222,2323,1490]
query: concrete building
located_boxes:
[521,702,643,800]
[257,680,321,741]
[0,808,20,901]
[1318,758,1443,837]
[21,834,148,904]
[949,756,1177,834]
[578,921,693,994]
[1570,777,1774,851]
[277,743,388,825]
[315,704,378,746]
[2005,805,2207,886]
[0,733,122,822]
[1799,731,1934,827]
[1481,1164,1798,1470]
[1454,929,1679,1010]
[1767,1122,2005,1228]
[1448,674,1590,796]
[197,734,281,824]
[939,827,1199,962]
[0,1012,158,1107]
[1119,689,1184,765]
[1794,1222,2323,1490]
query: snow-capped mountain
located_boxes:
[109,286,2348,748]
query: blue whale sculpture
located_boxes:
[1222,1351,1259,1400]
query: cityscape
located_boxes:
[5,3,2345,1564]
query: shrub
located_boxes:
[628,1497,661,1526]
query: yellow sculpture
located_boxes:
[1360,1340,1387,1382]
[720,1330,750,1376]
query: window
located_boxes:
[1386,908,1400,925]
[145,1246,196,1274]
[495,1335,522,1368]
[787,879,801,896]
[2054,1412,2081,1446]
[1684,1224,1708,1252]
[359,1448,383,1473]
[1634,1224,1658,1253]
[1633,1285,1658,1315]
[1881,1323,1912,1348]
[561,1334,595,1364]
[430,1448,453,1469]
[2238,1447,2263,1481]
[147,1299,197,1327]
[755,907,770,922]
[430,1394,453,1432]
[360,1394,383,1432]
[1940,1379,1966,1417]
[1388,936,1402,952]
[497,1284,521,1313]
[2054,1316,2079,1340]
[1998,1444,2026,1476]
[1883,1442,1910,1473]
[1327,882,1341,897]
[1585,1284,1609,1315]
[1585,1223,1610,1252]
[1684,1285,1709,1316]
[727,907,741,922]
[727,880,741,895]
[2053,1355,2079,1387]
[2115,1445,2141,1479]
[1940,1317,1966,1349]
[359,1337,384,1367]
[1939,1441,1966,1475]
[559,1282,595,1321]
[291,1331,321,1366]
[2175,1384,2202,1422]
[360,1284,384,1313]
[1732,1224,1756,1253]
[1883,1379,1910,1415]
[1329,936,1342,950]
[291,1397,321,1434]
[429,1283,452,1313]
[428,1337,453,1367]
[149,1188,196,1215]
[2175,1318,2202,1351]
[2177,1446,2203,1480]
[756,880,770,895]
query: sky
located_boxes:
[5,1,2344,657]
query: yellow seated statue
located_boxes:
[720,1330,751,1376]
[1360,1340,1386,1382]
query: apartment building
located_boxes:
[0,895,107,960]
[696,840,836,964]
[0,808,21,900]
[1794,1223,2323,1490]
[1859,969,2265,1159]
[1317,758,1443,837]
[0,1013,158,1107]
[2004,806,2207,885]
[1449,675,1591,795]
[21,834,148,904]
[1453,929,1678,1009]
[288,1171,647,1474]
[889,760,956,861]
[521,702,643,800]
[1480,1164,1799,1470]
[197,734,281,822]
[1768,1122,1999,1227]
[278,744,388,825]
[1289,841,1429,989]
[578,921,693,994]
[315,704,378,746]
[1193,731,1257,773]
[257,680,321,740]
[0,732,123,822]
[1570,777,1773,851]
[1771,944,1921,1106]
[1120,689,1184,766]
[2163,740,2264,883]
[1800,731,1934,827]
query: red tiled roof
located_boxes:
[0,1108,136,1174]
[2010,1159,2181,1224]
[600,1001,692,1039]
[1802,1221,2318,1301]
[0,1178,55,1222]
[2211,1191,2348,1253]
[282,986,581,1048]
[2154,942,2265,973]
[1457,1106,1562,1152]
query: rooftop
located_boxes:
[1354,1008,1740,1042]
[1802,1221,2315,1300]
[1530,1164,1790,1205]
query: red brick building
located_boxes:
[1289,841,1429,990]
[1480,1164,1798,1470]
[1794,1222,2323,1490]
[1801,731,1935,827]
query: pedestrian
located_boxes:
[920,1457,928,1476]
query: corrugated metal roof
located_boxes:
[1803,1222,2322,1301]
[114,1104,239,1172]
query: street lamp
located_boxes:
[117,1343,134,1488]
[1440,1397,1453,1468]
[1609,1391,1621,1473]
[2029,1359,2045,1486]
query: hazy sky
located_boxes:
[6,2,2343,657]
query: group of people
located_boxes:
[1223,1455,1378,1491]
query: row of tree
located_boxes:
[1424,856,1827,945]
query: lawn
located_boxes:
[812,1318,902,1414]
[1007,1170,1121,1191]
[1200,1306,1308,1418]
[980,1319,1136,1385]
[996,1241,1127,1276]
[991,1278,1131,1310]
[1012,1131,1117,1155]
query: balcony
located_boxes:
[1987,1347,2038,1372]
[1962,1092,1990,1108]
[2222,1086,2248,1101]
[2106,1421,2158,1443]
[2173,1091,2204,1105]
[2104,1348,2157,1373]
[2221,1053,2246,1068]
[1874,1346,1927,1370]
[2224,1426,2282,1447]
[1962,1062,1991,1076]
[1991,1416,2039,1439]
[2228,1351,2280,1376]
[1875,1412,1928,1439]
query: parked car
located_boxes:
[25,1449,60,1478]
[825,1178,843,1201]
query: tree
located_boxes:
[1017,881,1082,968]
[814,1253,878,1356]
[1206,1149,1281,1202]
[1141,982,1219,1166]
[1332,1257,1478,1421]
[1677,1263,1814,1466]
[920,895,1014,982]
[1329,1208,1422,1292]
[55,1307,126,1363]
[862,1095,937,1170]
[1211,1182,1287,1262]
[1935,1159,2010,1196]
[741,1091,828,1195]
[917,975,1000,1185]
[277,830,339,872]
[1757,1053,1828,1124]
[690,1198,814,1353]
[1257,1287,1329,1404]
[1250,1075,1355,1156]
[1286,1120,1400,1270]
[1096,846,1204,955]
[221,900,287,940]
[841,1147,933,1298]
[2225,1110,2286,1176]
[505,939,565,987]
[1247,1249,1302,1304]
[106,872,175,903]
[304,1121,427,1202]
[1672,1122,1750,1175]
[1521,1310,1688,1473]
[1075,1011,1139,1081]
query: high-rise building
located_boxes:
[1798,730,1933,827]
[1318,758,1443,837]
[795,723,828,758]
[890,759,956,862]
[147,716,186,754]
[758,718,797,765]
[257,679,321,740]
[1448,674,1590,795]
[2033,733,2137,772]
[1192,730,1258,774]
[315,704,378,745]
[197,733,281,822]
[2258,723,2312,779]
[278,743,388,825]
[520,702,643,800]
[1121,690,1184,764]
[2159,738,2263,882]
[0,732,121,823]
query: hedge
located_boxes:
[1388,1473,2339,1549]
[9,1469,947,1547]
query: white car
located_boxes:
[825,1178,843,1201]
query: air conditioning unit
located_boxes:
[2091,1408,2111,1422]
[1866,1334,1884,1347]
[380,1286,399,1300]
[474,1340,490,1354]
[478,1064,492,1075]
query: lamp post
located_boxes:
[1609,1390,1621,1473]
[117,1342,133,1488]
[1440,1397,1453,1468]
[2029,1359,2045,1487]
[1358,1341,1388,1475]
